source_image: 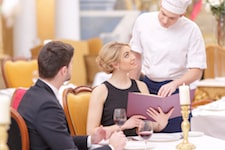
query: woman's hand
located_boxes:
[146,107,174,131]
[122,115,146,130]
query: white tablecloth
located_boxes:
[191,97,225,140]
[0,88,15,100]
[91,133,225,150]
[148,135,225,150]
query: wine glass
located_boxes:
[137,120,153,150]
[113,108,127,130]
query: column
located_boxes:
[55,0,80,40]
[13,0,37,58]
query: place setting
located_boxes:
[125,120,154,150]
[129,133,181,143]
[126,132,182,150]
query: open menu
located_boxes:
[127,89,195,121]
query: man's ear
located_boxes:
[60,66,67,75]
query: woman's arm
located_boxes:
[86,85,119,138]
[87,85,106,135]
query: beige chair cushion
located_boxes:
[84,55,100,85]
[59,39,89,85]
[67,92,90,135]
[2,58,38,88]
[63,86,92,136]
[29,39,99,86]
[87,37,103,55]
[30,45,43,59]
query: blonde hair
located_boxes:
[96,41,130,74]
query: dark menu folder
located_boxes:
[127,89,195,121]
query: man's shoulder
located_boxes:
[181,16,199,27]
[19,84,56,112]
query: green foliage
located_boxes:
[207,0,225,19]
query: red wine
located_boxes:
[139,131,152,140]
[114,119,126,126]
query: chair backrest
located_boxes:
[85,37,103,85]
[204,44,225,79]
[30,44,43,59]
[84,55,100,85]
[63,86,92,136]
[1,57,38,88]
[59,39,89,85]
[11,88,27,110]
[87,37,103,55]
[7,108,30,150]
[28,39,95,85]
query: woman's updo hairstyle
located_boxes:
[96,41,130,74]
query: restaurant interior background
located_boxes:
[0,0,218,89]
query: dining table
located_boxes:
[91,132,225,150]
[191,96,225,140]
[0,88,15,99]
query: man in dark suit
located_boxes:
[18,41,126,150]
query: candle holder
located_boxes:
[176,105,195,150]
[0,124,9,150]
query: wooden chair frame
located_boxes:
[62,86,92,136]
[10,108,30,150]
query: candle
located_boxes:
[179,84,190,105]
[0,95,11,124]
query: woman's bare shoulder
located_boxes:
[135,79,149,94]
[91,83,108,102]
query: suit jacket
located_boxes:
[18,79,111,150]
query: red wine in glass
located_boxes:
[114,119,126,126]
[138,120,153,150]
[139,131,153,140]
[113,108,127,128]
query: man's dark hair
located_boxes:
[38,41,74,78]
